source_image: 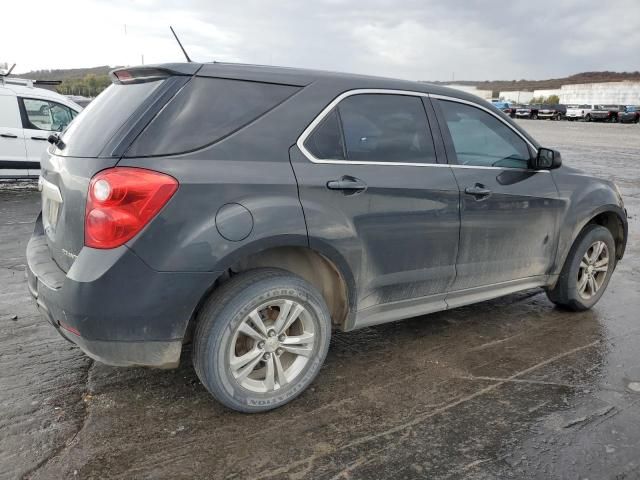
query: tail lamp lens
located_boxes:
[85,168,178,249]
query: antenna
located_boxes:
[170,26,192,63]
[0,63,16,77]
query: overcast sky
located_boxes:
[3,0,639,81]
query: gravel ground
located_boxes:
[0,120,639,480]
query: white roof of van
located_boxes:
[0,81,82,111]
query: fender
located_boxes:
[552,203,627,276]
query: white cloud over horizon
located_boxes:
[3,0,639,81]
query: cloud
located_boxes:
[4,0,639,80]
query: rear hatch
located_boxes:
[39,65,198,272]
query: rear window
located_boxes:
[60,80,163,157]
[125,77,299,157]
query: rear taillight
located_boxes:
[85,168,178,249]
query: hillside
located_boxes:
[12,66,118,80]
[428,71,640,94]
[11,67,640,96]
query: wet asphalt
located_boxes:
[0,120,639,480]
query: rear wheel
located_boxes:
[585,114,591,122]
[193,268,331,412]
[532,113,538,120]
[546,225,616,311]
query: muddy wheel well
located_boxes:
[185,247,350,342]
[586,211,625,259]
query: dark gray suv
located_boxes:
[27,63,628,412]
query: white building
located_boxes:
[558,82,640,105]
[443,85,492,100]
[532,88,562,100]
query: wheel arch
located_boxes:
[554,204,627,278]
[184,238,357,343]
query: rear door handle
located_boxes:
[326,176,367,192]
[464,184,492,199]
[31,136,48,141]
[1,133,18,138]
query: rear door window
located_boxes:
[339,94,436,163]
[125,77,299,157]
[304,93,437,164]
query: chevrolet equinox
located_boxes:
[27,63,628,412]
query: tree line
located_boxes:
[56,74,111,97]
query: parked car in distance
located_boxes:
[515,104,540,119]
[491,101,516,118]
[538,104,567,121]
[27,62,628,412]
[566,104,594,121]
[590,105,624,122]
[1,78,81,178]
[617,105,640,124]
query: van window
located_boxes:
[126,77,299,157]
[338,94,436,164]
[20,98,75,132]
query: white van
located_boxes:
[0,78,82,178]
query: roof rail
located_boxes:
[0,77,62,88]
[1,77,34,88]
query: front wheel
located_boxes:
[193,268,331,412]
[546,225,616,311]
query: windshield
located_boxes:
[59,80,164,157]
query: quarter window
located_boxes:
[126,77,300,157]
[439,100,531,168]
[305,109,345,160]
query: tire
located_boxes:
[546,225,616,311]
[532,113,538,120]
[193,268,331,412]
[585,114,591,122]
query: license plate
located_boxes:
[38,177,63,235]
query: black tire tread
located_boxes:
[192,268,293,385]
[547,224,615,311]
[192,267,330,412]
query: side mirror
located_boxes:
[531,147,562,170]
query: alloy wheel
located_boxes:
[577,241,609,300]
[228,298,316,393]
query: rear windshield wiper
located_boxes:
[47,133,66,150]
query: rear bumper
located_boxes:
[26,217,218,367]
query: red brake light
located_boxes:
[114,70,133,82]
[85,168,178,249]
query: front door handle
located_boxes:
[327,176,367,192]
[31,136,49,141]
[1,133,18,138]
[464,184,492,200]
